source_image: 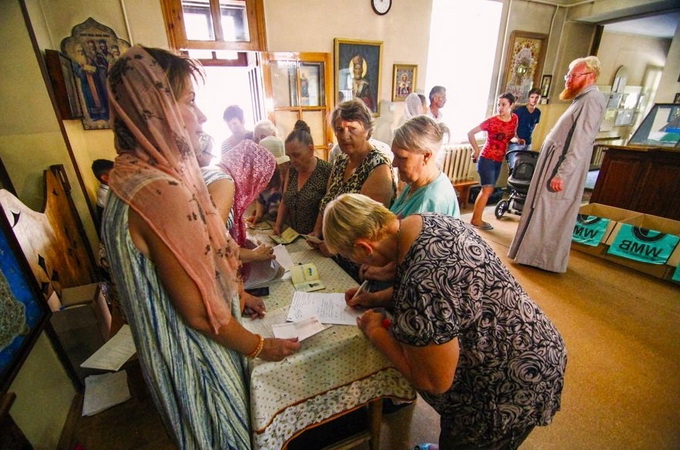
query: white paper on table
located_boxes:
[80,325,136,371]
[273,244,294,272]
[82,370,131,416]
[272,316,327,341]
[241,308,288,338]
[287,292,361,325]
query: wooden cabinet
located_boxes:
[590,145,680,220]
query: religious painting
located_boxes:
[540,75,552,98]
[334,38,382,116]
[60,18,130,130]
[502,31,547,104]
[0,203,49,396]
[392,64,417,101]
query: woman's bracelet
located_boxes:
[246,334,265,359]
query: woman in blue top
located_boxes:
[391,115,460,218]
[349,115,460,307]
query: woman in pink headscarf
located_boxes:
[200,139,278,264]
[101,46,299,449]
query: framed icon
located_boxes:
[334,38,382,115]
[392,64,417,101]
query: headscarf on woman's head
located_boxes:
[403,93,424,122]
[107,45,240,333]
[217,140,276,246]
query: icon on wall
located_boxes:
[502,31,547,104]
[334,38,382,116]
[60,18,130,130]
[392,64,417,102]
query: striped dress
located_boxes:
[101,193,251,449]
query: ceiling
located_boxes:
[604,11,680,38]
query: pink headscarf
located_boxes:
[218,140,276,246]
[107,45,240,333]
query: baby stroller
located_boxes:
[495,149,539,219]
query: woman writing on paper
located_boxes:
[102,46,300,448]
[323,193,566,449]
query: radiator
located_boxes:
[440,144,476,183]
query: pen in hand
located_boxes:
[347,280,370,309]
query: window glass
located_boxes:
[426,0,503,142]
[220,0,249,42]
[181,0,250,42]
[271,61,297,108]
[183,0,214,40]
[301,110,325,146]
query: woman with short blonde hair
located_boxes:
[390,115,459,218]
[323,193,567,449]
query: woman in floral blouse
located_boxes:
[323,193,567,449]
[309,99,394,280]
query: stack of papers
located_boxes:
[82,370,131,416]
[81,325,136,371]
[242,308,329,341]
[244,258,285,290]
[287,292,361,325]
[273,245,294,272]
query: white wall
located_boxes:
[656,21,680,103]
[264,0,434,143]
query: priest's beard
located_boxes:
[559,87,578,101]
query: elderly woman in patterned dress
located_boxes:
[322,193,567,449]
[309,99,395,280]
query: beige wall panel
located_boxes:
[598,32,671,86]
[9,334,76,450]
[264,0,433,143]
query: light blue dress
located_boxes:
[391,172,460,218]
[101,193,251,449]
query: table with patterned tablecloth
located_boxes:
[243,245,416,449]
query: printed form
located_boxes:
[287,292,362,325]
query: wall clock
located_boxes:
[371,0,392,16]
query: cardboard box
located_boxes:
[603,213,680,280]
[50,283,112,381]
[61,283,111,341]
[571,204,643,257]
[572,204,680,283]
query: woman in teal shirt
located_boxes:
[391,115,459,218]
[349,115,460,303]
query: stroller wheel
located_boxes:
[495,200,509,219]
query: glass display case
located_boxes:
[628,103,680,147]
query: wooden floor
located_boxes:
[60,201,680,450]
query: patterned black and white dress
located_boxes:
[391,214,566,446]
[318,148,394,214]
